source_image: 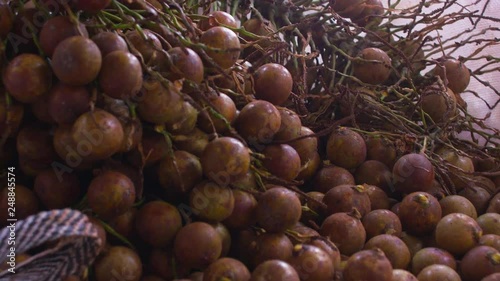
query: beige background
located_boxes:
[389,0,500,134]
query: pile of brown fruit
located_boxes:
[0,0,499,280]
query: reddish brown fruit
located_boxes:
[343,249,393,281]
[203,257,251,281]
[326,127,367,169]
[135,201,182,248]
[416,265,461,281]
[200,26,241,69]
[51,36,102,86]
[398,192,442,236]
[439,195,477,219]
[460,246,500,281]
[189,181,235,222]
[39,15,88,57]
[251,232,293,267]
[94,246,142,281]
[223,189,258,229]
[48,82,91,125]
[235,100,282,145]
[166,47,204,84]
[313,165,355,193]
[34,168,81,209]
[261,144,301,181]
[320,211,366,256]
[392,153,435,194]
[199,11,238,31]
[411,247,457,275]
[364,234,411,269]
[3,54,52,103]
[253,63,293,106]
[288,244,335,281]
[353,47,392,85]
[434,58,471,94]
[91,31,129,56]
[250,260,300,281]
[98,50,143,100]
[362,209,402,239]
[0,185,39,225]
[435,213,482,256]
[255,187,302,233]
[323,184,371,217]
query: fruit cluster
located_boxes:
[0,0,499,281]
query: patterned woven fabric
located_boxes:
[0,209,102,281]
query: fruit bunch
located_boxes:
[0,0,499,280]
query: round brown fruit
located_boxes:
[125,29,162,63]
[487,193,500,213]
[197,92,237,133]
[416,264,461,281]
[289,126,318,165]
[203,257,250,281]
[392,153,435,194]
[200,137,250,185]
[255,186,302,233]
[234,100,281,145]
[433,58,471,94]
[480,234,500,251]
[343,249,393,281]
[352,0,384,27]
[313,165,355,193]
[200,26,241,69]
[411,247,457,275]
[262,144,301,182]
[213,222,231,257]
[366,136,397,169]
[94,246,142,281]
[199,11,238,31]
[364,184,391,210]
[353,47,392,85]
[3,53,52,103]
[392,269,418,281]
[189,181,235,222]
[477,213,500,236]
[0,4,13,39]
[99,50,143,100]
[398,192,442,236]
[326,127,367,169]
[435,213,482,256]
[223,189,258,230]
[92,31,128,56]
[166,47,204,84]
[274,107,302,141]
[436,146,475,191]
[439,195,477,219]
[87,170,136,220]
[320,211,366,256]
[362,209,402,239]
[253,63,293,106]
[71,109,124,161]
[460,246,500,281]
[39,15,88,57]
[251,232,293,267]
[354,160,392,192]
[364,234,411,269]
[0,185,39,224]
[51,36,102,86]
[250,260,300,281]
[288,244,335,281]
[173,222,222,270]
[158,150,203,193]
[16,124,57,163]
[48,82,91,125]
[34,168,81,209]
[330,0,366,19]
[459,186,491,215]
[323,184,371,216]
[420,85,457,123]
[135,201,182,248]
